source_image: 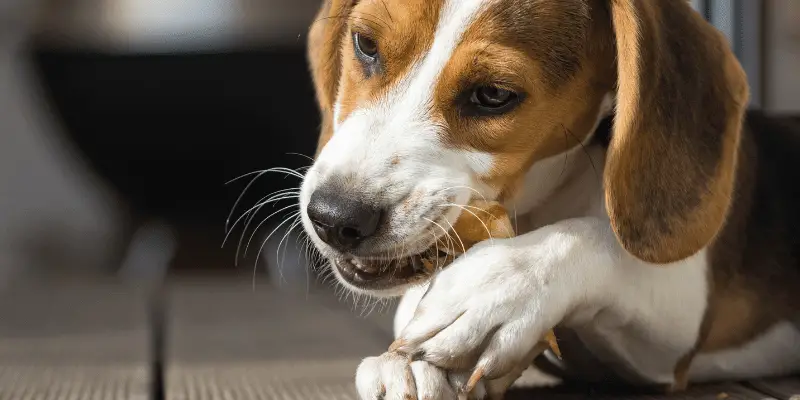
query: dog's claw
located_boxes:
[464,367,485,395]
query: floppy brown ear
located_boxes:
[307,0,355,157]
[604,0,749,264]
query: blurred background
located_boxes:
[0,0,798,399]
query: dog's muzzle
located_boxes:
[304,185,449,291]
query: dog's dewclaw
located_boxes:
[543,329,561,359]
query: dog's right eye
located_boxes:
[354,32,379,62]
[460,85,524,117]
[472,86,516,109]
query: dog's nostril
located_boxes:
[306,189,383,251]
[310,218,331,243]
[338,226,361,241]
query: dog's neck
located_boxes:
[505,118,612,234]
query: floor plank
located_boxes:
[163,278,795,400]
[165,279,392,400]
[0,281,151,400]
[747,377,800,400]
[506,383,769,400]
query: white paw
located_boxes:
[355,352,485,400]
[391,236,573,381]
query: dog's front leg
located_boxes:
[354,218,625,399]
[390,218,621,392]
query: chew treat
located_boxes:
[444,200,514,251]
[416,200,513,274]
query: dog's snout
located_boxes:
[307,190,383,251]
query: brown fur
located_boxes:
[310,0,749,265]
[307,0,349,156]
[696,112,800,356]
[336,0,443,123]
[436,0,615,200]
[307,0,799,385]
[307,0,444,156]
[603,0,748,265]
[597,0,798,380]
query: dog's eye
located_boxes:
[354,32,378,61]
[464,85,521,116]
[471,86,516,108]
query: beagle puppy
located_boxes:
[299,0,800,398]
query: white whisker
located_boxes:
[440,216,466,255]
[225,170,268,233]
[224,167,305,233]
[286,152,315,163]
[254,211,302,278]
[513,205,519,235]
[277,217,304,280]
[223,190,299,247]
[439,203,503,243]
[239,203,300,262]
[438,185,487,203]
[225,169,267,186]
[424,216,464,254]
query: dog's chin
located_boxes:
[329,246,449,297]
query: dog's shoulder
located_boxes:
[747,110,800,212]
[738,110,800,271]
[701,110,800,352]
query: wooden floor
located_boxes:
[1,278,798,400]
[0,282,151,400]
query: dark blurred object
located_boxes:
[24,0,322,271]
[29,49,316,226]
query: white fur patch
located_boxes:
[394,283,428,338]
[300,0,500,297]
[332,101,342,131]
[306,0,497,194]
[569,248,708,384]
[308,0,800,395]
[690,321,800,381]
[507,93,613,214]
[461,150,496,177]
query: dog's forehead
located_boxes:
[336,0,496,126]
[347,0,588,94]
[351,0,497,63]
[355,0,490,34]
[335,0,591,132]
[354,0,587,49]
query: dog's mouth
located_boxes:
[333,246,454,291]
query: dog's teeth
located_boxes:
[348,258,381,274]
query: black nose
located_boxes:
[306,190,383,251]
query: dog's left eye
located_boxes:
[465,85,521,115]
[354,32,378,61]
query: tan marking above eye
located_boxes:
[430,1,615,200]
[331,0,444,125]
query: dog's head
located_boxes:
[300,0,748,296]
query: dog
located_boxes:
[299,0,800,398]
